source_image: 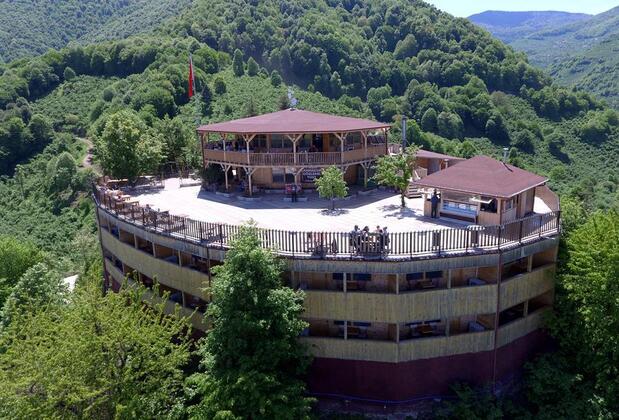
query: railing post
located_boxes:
[219,224,224,250]
[539,214,543,238]
[497,225,502,251]
[519,219,524,244]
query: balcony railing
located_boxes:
[203,145,387,167]
[94,185,560,261]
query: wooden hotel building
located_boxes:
[94,109,560,404]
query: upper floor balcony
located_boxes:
[203,143,388,167]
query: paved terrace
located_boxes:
[131,178,552,233]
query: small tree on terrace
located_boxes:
[373,145,418,208]
[188,225,312,419]
[315,166,348,210]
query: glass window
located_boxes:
[352,273,371,281]
[406,272,423,281]
[272,168,295,184]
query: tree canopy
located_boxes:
[315,166,348,210]
[373,145,419,207]
[188,225,312,419]
[0,279,191,419]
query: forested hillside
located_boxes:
[470,7,619,108]
[469,10,591,43]
[0,0,192,63]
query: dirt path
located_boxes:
[78,137,95,169]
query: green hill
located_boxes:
[468,10,591,44]
[0,0,192,63]
[470,7,619,108]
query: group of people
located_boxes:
[349,225,389,254]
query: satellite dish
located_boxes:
[287,87,298,108]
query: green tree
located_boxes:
[46,151,77,194]
[0,263,66,330]
[213,76,227,94]
[315,166,348,210]
[551,211,619,411]
[270,70,282,87]
[96,110,163,182]
[247,57,259,76]
[394,34,419,60]
[458,140,477,158]
[421,108,438,132]
[63,66,76,81]
[0,237,43,308]
[155,116,191,163]
[373,145,418,207]
[188,225,312,419]
[0,279,191,419]
[278,94,290,110]
[232,49,245,77]
[27,114,53,143]
[437,112,463,139]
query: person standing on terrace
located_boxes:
[431,189,441,218]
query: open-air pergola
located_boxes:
[197,108,392,194]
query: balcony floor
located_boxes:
[131,178,552,232]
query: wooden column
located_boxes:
[362,130,368,159]
[243,134,256,165]
[220,164,231,191]
[222,133,227,161]
[343,272,347,293]
[245,167,256,196]
[395,273,399,294]
[287,134,302,165]
[396,323,400,343]
[200,132,207,169]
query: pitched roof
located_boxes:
[412,155,548,198]
[197,109,391,135]
[416,149,464,161]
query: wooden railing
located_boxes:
[94,185,560,261]
[203,145,387,167]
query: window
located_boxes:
[480,196,497,213]
[503,198,515,211]
[406,272,423,281]
[270,135,292,149]
[332,273,344,280]
[345,132,362,149]
[252,135,266,150]
[272,168,295,184]
[352,273,371,281]
[426,271,442,279]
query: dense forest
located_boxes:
[0,0,617,417]
[0,0,192,63]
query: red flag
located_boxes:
[188,54,195,98]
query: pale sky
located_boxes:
[425,0,618,17]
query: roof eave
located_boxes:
[413,179,548,199]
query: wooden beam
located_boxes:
[361,130,368,159]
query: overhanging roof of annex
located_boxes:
[197,108,391,135]
[412,155,548,199]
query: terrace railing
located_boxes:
[203,145,387,167]
[94,185,560,261]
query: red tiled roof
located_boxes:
[412,155,547,198]
[197,109,391,134]
[416,149,464,161]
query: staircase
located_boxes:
[405,167,428,198]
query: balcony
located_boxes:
[203,144,387,167]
